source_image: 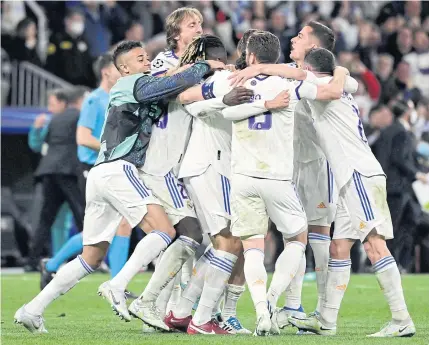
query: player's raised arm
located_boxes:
[133,61,212,103]
[228,64,307,86]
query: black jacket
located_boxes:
[373,121,419,196]
[35,108,80,177]
[45,31,95,87]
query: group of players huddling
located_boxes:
[15,7,416,338]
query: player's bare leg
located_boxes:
[15,242,109,333]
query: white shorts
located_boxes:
[294,158,337,227]
[83,160,160,245]
[183,166,230,236]
[139,170,196,226]
[333,172,393,242]
[230,174,307,239]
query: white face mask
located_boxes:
[70,21,84,36]
[410,110,418,126]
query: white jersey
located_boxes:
[224,75,318,180]
[151,50,180,76]
[179,70,233,178]
[294,71,358,164]
[142,102,192,176]
[294,101,325,163]
[306,77,385,188]
[143,51,189,176]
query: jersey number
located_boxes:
[156,113,168,129]
[352,105,368,144]
[248,111,272,130]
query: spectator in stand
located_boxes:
[365,104,394,147]
[8,18,42,66]
[78,1,110,58]
[375,53,395,103]
[46,8,95,87]
[382,26,414,68]
[124,21,144,43]
[383,61,423,107]
[268,9,291,63]
[355,21,381,71]
[403,29,429,99]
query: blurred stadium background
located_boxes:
[1,0,429,274]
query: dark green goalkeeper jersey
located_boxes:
[95,61,210,168]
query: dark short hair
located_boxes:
[112,40,144,69]
[67,86,91,104]
[391,99,410,118]
[237,29,260,54]
[48,88,69,104]
[65,7,84,19]
[247,32,280,64]
[307,21,335,52]
[304,47,336,75]
[16,18,35,38]
[93,53,114,81]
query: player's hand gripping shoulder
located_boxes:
[264,90,290,110]
[222,87,254,106]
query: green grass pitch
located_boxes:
[1,273,428,345]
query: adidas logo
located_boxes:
[336,284,347,291]
[192,268,197,276]
[359,221,366,230]
[317,202,327,209]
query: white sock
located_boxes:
[166,271,182,313]
[110,231,172,291]
[141,236,198,302]
[174,248,212,318]
[321,258,351,328]
[157,275,176,317]
[244,248,268,318]
[309,233,331,311]
[373,256,411,323]
[222,284,245,319]
[26,256,94,315]
[268,241,306,308]
[193,250,237,326]
[211,290,224,319]
[181,256,194,287]
[285,253,306,310]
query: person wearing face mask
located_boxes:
[46,8,95,87]
[8,18,42,66]
[373,99,428,273]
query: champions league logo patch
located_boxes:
[153,59,164,69]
